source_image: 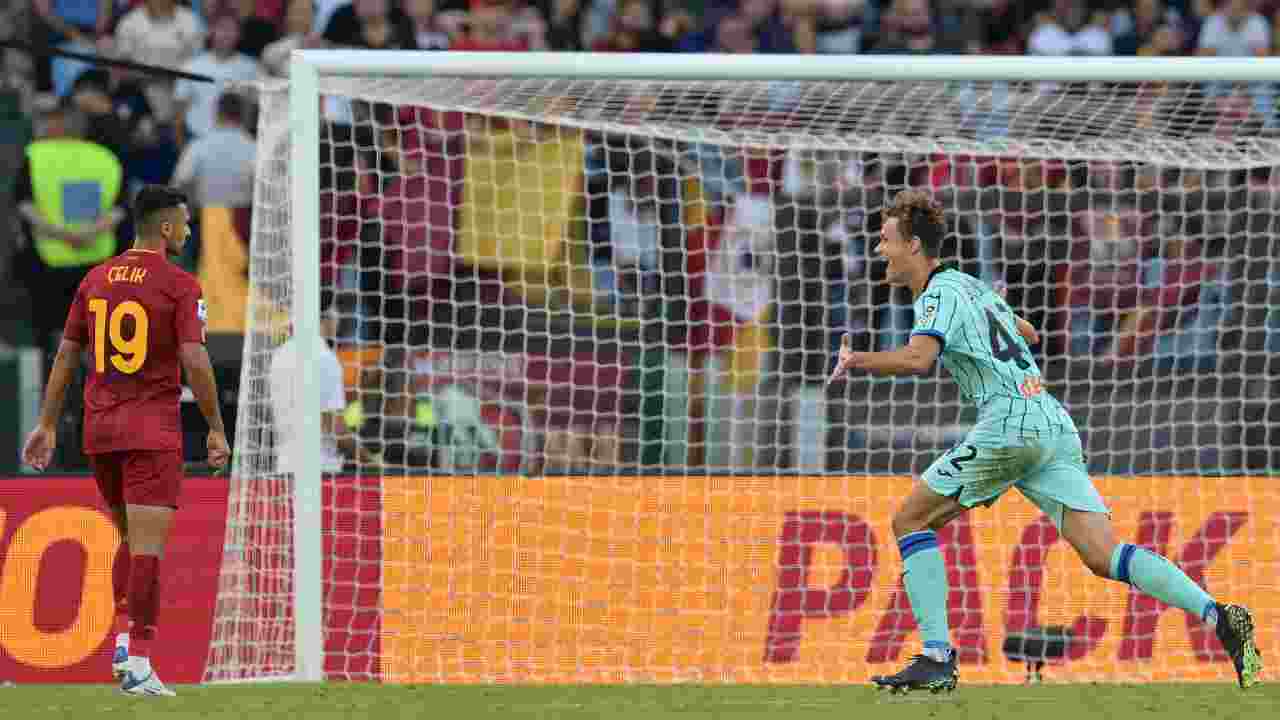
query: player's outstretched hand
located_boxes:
[827,333,857,386]
[22,424,57,471]
[206,430,231,471]
[1015,316,1040,346]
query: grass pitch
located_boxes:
[5,683,1279,720]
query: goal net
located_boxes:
[207,54,1279,684]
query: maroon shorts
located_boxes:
[89,450,185,509]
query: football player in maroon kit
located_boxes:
[23,185,230,696]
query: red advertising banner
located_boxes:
[0,477,228,684]
[0,475,383,684]
[382,475,1279,685]
[5,474,1275,686]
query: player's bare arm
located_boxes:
[828,332,942,384]
[22,338,84,470]
[180,342,230,470]
[1014,315,1040,346]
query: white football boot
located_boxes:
[119,657,177,697]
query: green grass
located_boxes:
[4,683,1279,720]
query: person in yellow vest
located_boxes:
[15,99,125,387]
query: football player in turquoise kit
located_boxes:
[828,189,1261,693]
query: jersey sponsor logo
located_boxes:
[1019,376,1045,399]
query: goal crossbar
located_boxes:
[296,51,1280,83]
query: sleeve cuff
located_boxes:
[911,329,946,352]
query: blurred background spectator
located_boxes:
[324,0,419,49]
[173,12,260,146]
[262,0,327,76]
[114,0,206,124]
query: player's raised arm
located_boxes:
[22,337,84,470]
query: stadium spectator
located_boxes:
[591,0,675,52]
[1026,0,1113,56]
[872,0,938,54]
[710,11,759,52]
[174,13,260,147]
[1197,0,1271,57]
[323,0,418,49]
[271,289,381,474]
[262,0,327,77]
[13,100,125,464]
[600,147,671,317]
[357,114,453,346]
[1197,0,1274,124]
[31,0,113,93]
[170,93,256,210]
[1114,0,1185,54]
[404,0,453,49]
[538,0,588,50]
[450,0,546,51]
[1063,202,1149,357]
[965,0,1028,54]
[229,0,285,58]
[679,0,796,53]
[69,69,133,158]
[315,0,351,35]
[1106,230,1221,362]
[113,0,206,124]
[785,0,866,54]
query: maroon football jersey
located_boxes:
[63,248,206,454]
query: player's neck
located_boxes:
[910,259,943,298]
[130,240,168,256]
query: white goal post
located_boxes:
[207,51,1280,684]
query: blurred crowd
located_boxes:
[2,0,1279,474]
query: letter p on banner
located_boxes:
[764,511,877,663]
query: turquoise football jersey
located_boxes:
[910,266,1076,444]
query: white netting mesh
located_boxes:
[206,71,1279,684]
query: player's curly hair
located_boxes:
[885,189,947,258]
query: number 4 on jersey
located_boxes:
[985,309,1030,370]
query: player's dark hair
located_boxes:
[132,185,187,228]
[885,189,947,257]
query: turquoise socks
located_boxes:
[899,530,953,661]
[1111,543,1217,627]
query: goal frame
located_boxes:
[283,50,1280,683]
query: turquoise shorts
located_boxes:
[921,432,1108,529]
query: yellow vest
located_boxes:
[26,138,122,267]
